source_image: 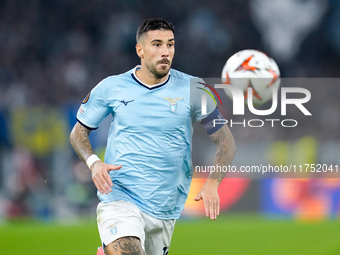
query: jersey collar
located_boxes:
[131,65,170,90]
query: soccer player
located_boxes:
[70,18,235,255]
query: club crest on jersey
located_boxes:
[110,226,117,235]
[163,97,183,112]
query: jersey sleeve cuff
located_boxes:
[76,118,98,130]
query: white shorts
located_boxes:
[97,200,176,255]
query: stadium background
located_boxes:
[1,0,340,254]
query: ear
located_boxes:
[136,43,144,59]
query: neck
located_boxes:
[135,66,169,85]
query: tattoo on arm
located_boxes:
[208,125,236,184]
[70,122,95,163]
[105,237,145,255]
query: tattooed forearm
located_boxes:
[208,125,236,184]
[105,237,145,255]
[70,122,94,162]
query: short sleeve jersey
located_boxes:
[77,66,219,219]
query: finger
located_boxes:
[203,199,210,218]
[103,182,111,194]
[94,174,110,194]
[107,164,122,171]
[214,200,218,220]
[103,171,113,188]
[194,193,202,201]
[212,199,219,220]
[214,199,219,219]
[93,178,105,194]
[105,165,121,189]
[99,179,108,194]
[102,171,114,193]
[209,201,215,220]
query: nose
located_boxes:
[161,45,170,58]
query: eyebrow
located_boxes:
[150,38,175,43]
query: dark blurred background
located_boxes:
[0,0,340,221]
[0,0,339,107]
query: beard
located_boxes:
[146,59,171,80]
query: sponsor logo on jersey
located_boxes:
[79,105,86,115]
[119,100,134,106]
[163,97,183,112]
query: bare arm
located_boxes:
[194,124,236,220]
[70,122,94,162]
[70,122,121,194]
[207,124,235,183]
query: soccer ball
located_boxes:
[221,49,280,105]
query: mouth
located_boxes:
[158,59,170,66]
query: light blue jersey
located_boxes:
[77,66,219,219]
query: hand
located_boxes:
[194,179,220,220]
[90,161,122,194]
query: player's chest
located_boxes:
[109,87,190,118]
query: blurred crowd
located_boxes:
[0,0,339,108]
[1,0,340,219]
